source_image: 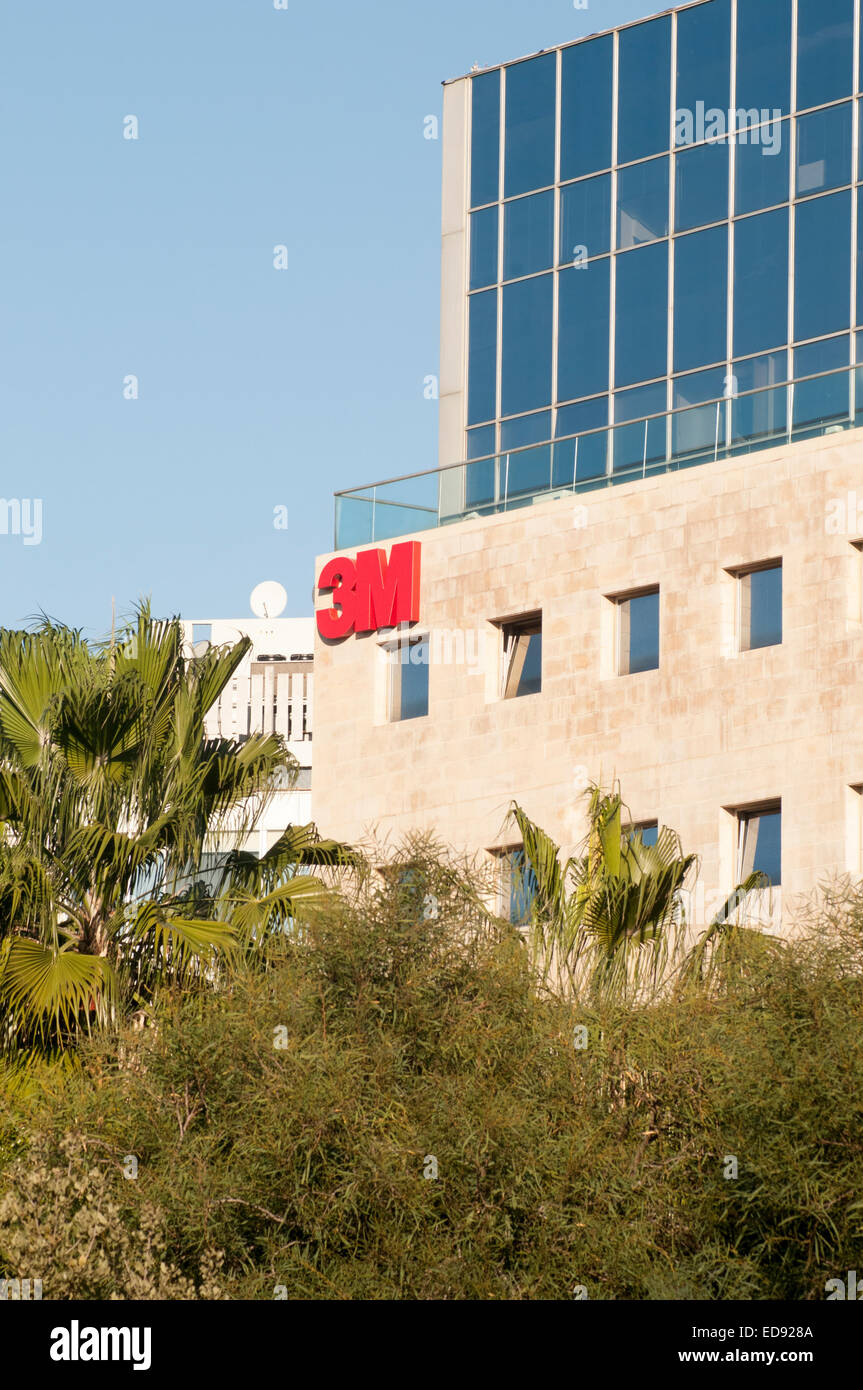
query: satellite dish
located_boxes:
[250,581,288,619]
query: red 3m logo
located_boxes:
[316,541,421,639]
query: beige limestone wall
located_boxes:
[313,430,863,927]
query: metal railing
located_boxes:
[334,363,863,548]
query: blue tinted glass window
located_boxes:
[469,207,499,291]
[393,641,429,722]
[675,141,729,231]
[503,191,554,280]
[675,0,731,145]
[793,337,850,430]
[731,351,788,443]
[796,103,852,197]
[741,808,782,885]
[796,0,853,112]
[192,623,211,646]
[747,567,783,649]
[504,54,556,198]
[501,274,553,416]
[508,850,538,924]
[557,259,610,403]
[795,335,850,376]
[471,71,500,208]
[672,367,726,458]
[674,225,728,373]
[637,824,660,847]
[736,0,791,118]
[468,290,498,425]
[794,190,851,341]
[673,367,727,408]
[500,412,551,450]
[735,120,789,213]
[555,397,608,483]
[560,175,611,263]
[561,35,613,180]
[467,425,495,460]
[615,242,668,388]
[733,208,789,356]
[617,156,669,249]
[613,382,667,473]
[624,591,660,674]
[618,17,671,164]
[615,382,667,423]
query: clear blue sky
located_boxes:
[0,0,658,634]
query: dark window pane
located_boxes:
[500,412,550,450]
[469,206,499,290]
[747,566,782,648]
[393,642,429,722]
[617,156,669,249]
[735,120,790,213]
[471,70,500,208]
[501,274,553,416]
[736,0,791,118]
[672,367,726,459]
[560,174,611,263]
[504,54,556,198]
[555,397,609,483]
[675,0,731,145]
[507,850,538,925]
[741,810,782,885]
[614,382,667,473]
[618,17,671,164]
[639,824,659,848]
[794,190,851,341]
[674,225,728,373]
[858,197,863,326]
[561,35,613,180]
[467,424,495,460]
[615,241,668,387]
[466,456,496,508]
[467,290,497,425]
[731,350,788,443]
[558,259,610,402]
[796,0,853,111]
[503,191,554,280]
[733,208,789,356]
[626,592,660,674]
[793,336,850,430]
[675,140,729,231]
[796,103,852,197]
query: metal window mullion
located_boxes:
[607,27,620,480]
[551,46,562,464]
[495,66,505,471]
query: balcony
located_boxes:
[334,364,863,549]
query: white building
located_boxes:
[181,616,314,854]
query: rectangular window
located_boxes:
[736,0,791,118]
[560,174,611,264]
[557,258,610,403]
[495,847,538,925]
[555,397,609,484]
[467,289,498,426]
[733,207,789,357]
[503,190,554,280]
[470,70,500,208]
[388,637,429,722]
[675,140,729,232]
[629,821,659,848]
[673,225,728,373]
[191,623,212,647]
[795,103,852,198]
[794,190,851,343]
[676,0,731,141]
[614,241,668,388]
[617,155,669,250]
[796,0,853,112]
[501,615,542,698]
[617,16,672,164]
[737,803,782,886]
[501,274,553,416]
[469,206,499,290]
[504,53,556,198]
[561,34,613,181]
[737,561,782,651]
[616,588,660,675]
[734,120,790,215]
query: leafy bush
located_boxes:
[1,850,862,1300]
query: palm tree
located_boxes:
[509,784,697,996]
[0,605,355,1056]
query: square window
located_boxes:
[737,804,782,887]
[629,821,659,847]
[737,562,782,650]
[616,589,660,674]
[501,614,542,698]
[388,637,429,722]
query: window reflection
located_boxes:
[796,0,853,112]
[794,190,851,342]
[504,54,556,198]
[615,241,668,387]
[675,141,729,232]
[617,156,669,249]
[795,103,852,197]
[735,121,790,214]
[733,208,788,357]
[503,191,554,280]
[557,259,610,402]
[470,70,500,209]
[501,274,553,416]
[561,35,613,180]
[618,16,671,164]
[560,174,611,262]
[674,225,728,373]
